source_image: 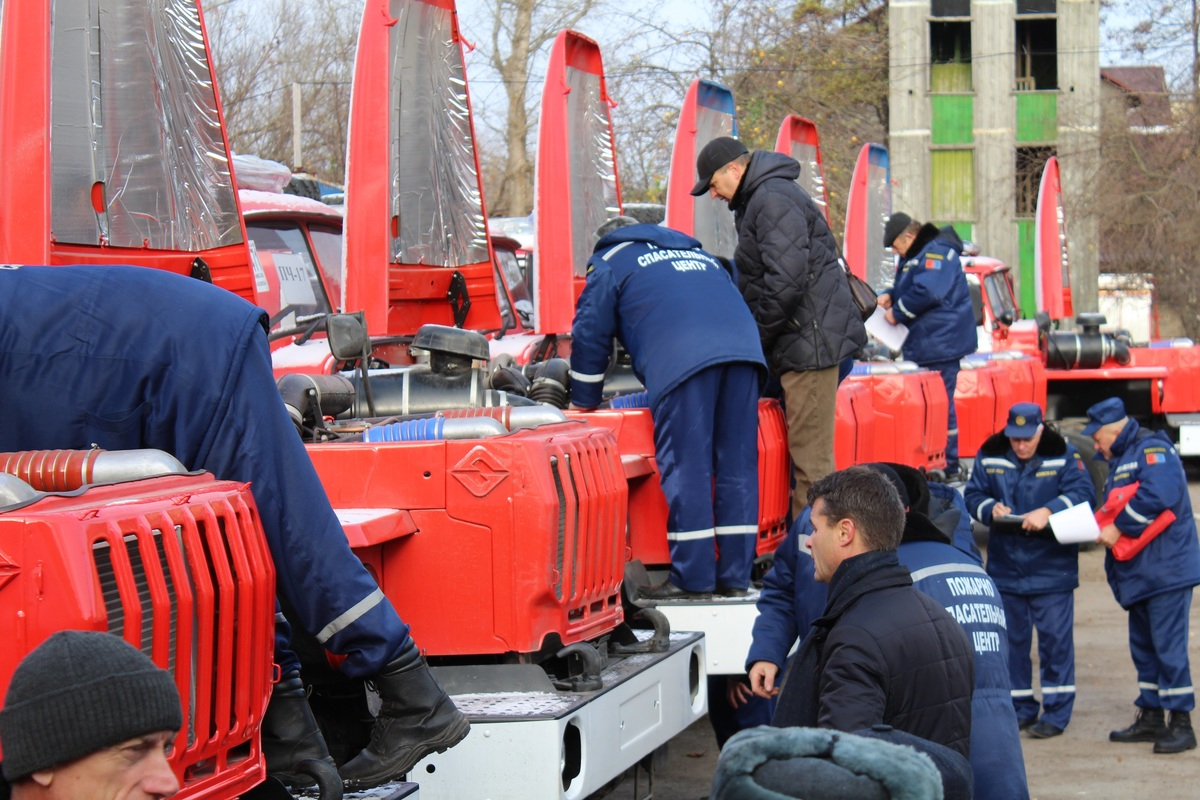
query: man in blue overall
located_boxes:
[1087,397,1200,754]
[878,214,976,480]
[748,464,1027,799]
[0,265,468,789]
[964,402,1095,739]
[570,220,766,599]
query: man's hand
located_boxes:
[884,309,897,325]
[877,293,893,310]
[726,677,756,709]
[1023,507,1052,531]
[1098,523,1122,548]
[992,502,1013,518]
[748,661,781,699]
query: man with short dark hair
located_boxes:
[766,466,974,758]
[749,464,1023,796]
[570,221,766,599]
[878,212,976,479]
[1087,397,1200,754]
[0,630,183,800]
[693,137,866,518]
[964,402,1094,739]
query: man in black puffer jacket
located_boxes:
[770,466,975,758]
[693,137,867,518]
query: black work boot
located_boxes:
[1154,711,1198,754]
[261,671,337,786]
[339,646,471,790]
[1109,707,1168,743]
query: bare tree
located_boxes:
[1115,0,1200,102]
[202,0,358,183]
[700,0,888,233]
[1094,82,1200,338]
[474,0,602,216]
[606,0,888,220]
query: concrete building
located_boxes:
[888,0,1099,316]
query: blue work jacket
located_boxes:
[886,223,976,366]
[569,224,765,409]
[964,428,1094,594]
[1101,419,1200,608]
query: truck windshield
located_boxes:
[985,272,1020,322]
[246,223,334,334]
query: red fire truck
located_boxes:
[0,1,705,798]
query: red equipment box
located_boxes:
[0,469,276,800]
[756,399,791,553]
[1129,343,1200,415]
[954,360,1005,459]
[844,365,948,472]
[306,422,627,657]
[834,378,879,469]
[956,353,1049,457]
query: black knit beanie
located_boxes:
[0,631,182,781]
[883,212,912,248]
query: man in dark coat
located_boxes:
[570,221,766,598]
[749,464,1022,796]
[762,466,974,758]
[1088,397,1200,754]
[879,213,976,479]
[693,137,867,518]
[964,402,1095,738]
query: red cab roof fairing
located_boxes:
[775,114,830,227]
[532,29,622,336]
[0,0,256,300]
[843,142,893,289]
[343,0,499,338]
[663,79,737,259]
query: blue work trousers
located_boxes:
[1129,588,1195,712]
[653,362,760,593]
[1003,590,1076,729]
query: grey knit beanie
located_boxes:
[0,630,182,781]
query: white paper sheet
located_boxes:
[865,306,909,351]
[1049,502,1101,545]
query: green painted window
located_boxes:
[931,63,973,93]
[1016,92,1057,142]
[931,149,975,222]
[932,95,974,144]
[1017,219,1037,316]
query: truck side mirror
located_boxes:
[328,312,369,361]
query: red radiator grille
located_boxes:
[546,430,626,629]
[89,488,275,792]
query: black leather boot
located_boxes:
[1154,711,1198,754]
[261,671,336,786]
[339,646,471,790]
[1109,707,1168,743]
